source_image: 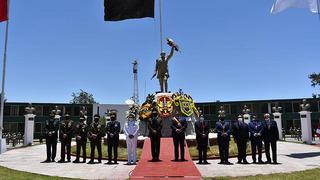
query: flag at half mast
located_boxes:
[0,0,8,22]
[271,0,320,14]
[104,0,155,21]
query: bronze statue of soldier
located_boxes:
[152,38,179,93]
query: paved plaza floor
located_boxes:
[0,141,319,179]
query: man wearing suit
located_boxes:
[148,108,163,161]
[233,115,249,164]
[249,115,264,164]
[171,115,188,161]
[43,113,59,163]
[195,115,210,164]
[106,110,121,164]
[216,115,232,165]
[263,113,279,164]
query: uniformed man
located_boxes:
[171,115,188,161]
[216,115,232,165]
[124,113,139,165]
[58,113,74,163]
[233,115,249,164]
[249,115,264,164]
[73,115,88,163]
[148,108,162,161]
[195,115,210,164]
[43,112,59,163]
[263,113,279,164]
[88,114,104,164]
[106,110,121,164]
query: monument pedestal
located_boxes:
[273,112,283,140]
[243,114,251,124]
[299,111,312,144]
[0,138,6,154]
[24,114,36,146]
[161,117,173,137]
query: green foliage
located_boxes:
[309,73,320,98]
[99,116,107,126]
[70,89,97,104]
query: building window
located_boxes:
[231,104,237,114]
[293,102,300,112]
[10,106,19,116]
[209,105,216,115]
[284,102,293,113]
[4,106,10,116]
[310,101,318,112]
[35,123,42,133]
[35,106,43,116]
[203,105,210,115]
[18,105,26,116]
[65,106,72,115]
[73,106,80,116]
[252,104,259,114]
[261,103,268,113]
[43,106,50,116]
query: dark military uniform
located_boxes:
[233,120,249,164]
[148,113,162,161]
[44,116,59,162]
[249,119,264,164]
[170,116,188,161]
[195,118,210,164]
[73,117,88,163]
[58,115,73,163]
[106,120,121,164]
[216,120,231,164]
[88,116,104,164]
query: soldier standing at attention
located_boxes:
[58,113,74,163]
[73,115,88,163]
[106,110,121,164]
[88,114,104,164]
[171,114,188,161]
[263,113,279,164]
[148,108,162,161]
[124,113,139,165]
[249,115,264,164]
[43,112,59,163]
[195,114,210,164]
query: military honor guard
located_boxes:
[73,115,88,163]
[233,115,249,164]
[148,108,163,161]
[195,114,210,164]
[124,113,139,165]
[171,115,188,161]
[216,113,232,165]
[88,114,104,164]
[43,113,59,162]
[106,110,121,164]
[249,115,264,164]
[263,113,279,164]
[58,114,74,163]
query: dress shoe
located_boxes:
[43,159,51,163]
[225,161,233,165]
[87,160,94,164]
[57,160,65,163]
[203,161,210,164]
[243,160,249,164]
[218,161,224,164]
[197,161,203,164]
[73,159,80,163]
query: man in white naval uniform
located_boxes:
[124,113,139,165]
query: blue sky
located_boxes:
[0,0,319,104]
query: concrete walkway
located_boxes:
[0,141,319,179]
[197,141,320,178]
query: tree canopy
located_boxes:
[70,89,97,104]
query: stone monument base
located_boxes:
[0,138,6,154]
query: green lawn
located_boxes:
[70,143,142,160]
[204,168,320,180]
[0,166,75,180]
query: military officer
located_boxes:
[88,114,104,164]
[148,108,163,161]
[43,112,59,163]
[216,115,232,165]
[73,115,88,163]
[106,110,121,164]
[249,115,264,164]
[58,113,74,163]
[233,115,249,164]
[263,113,279,164]
[124,113,139,165]
[195,115,210,164]
[171,115,188,161]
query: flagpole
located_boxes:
[0,0,9,152]
[317,0,320,20]
[159,0,163,52]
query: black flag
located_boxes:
[104,0,155,21]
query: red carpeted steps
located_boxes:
[130,138,202,180]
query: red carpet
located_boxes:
[130,138,201,180]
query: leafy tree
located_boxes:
[308,73,320,98]
[70,89,97,104]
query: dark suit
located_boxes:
[233,121,249,163]
[248,120,264,163]
[148,117,162,160]
[170,117,188,160]
[45,119,59,162]
[216,120,231,163]
[263,119,279,163]
[195,120,210,163]
[106,121,121,163]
